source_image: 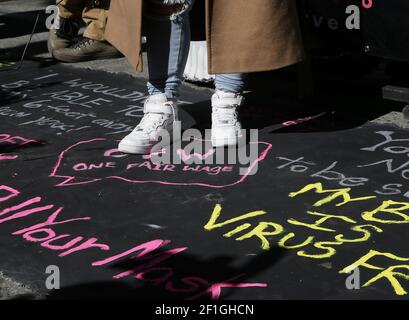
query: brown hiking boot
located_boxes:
[52,37,122,63]
[47,17,80,54]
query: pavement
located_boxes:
[1,0,409,300]
[0,272,37,300]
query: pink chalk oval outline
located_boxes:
[50,138,273,188]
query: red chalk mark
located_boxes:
[92,240,171,267]
[362,0,373,9]
[23,228,57,242]
[282,116,313,127]
[59,237,110,257]
[0,184,269,300]
[0,186,107,261]
[0,154,18,161]
[113,247,188,279]
[165,277,209,294]
[50,138,106,187]
[92,240,267,300]
[50,139,273,188]
[104,148,128,158]
[0,133,42,161]
[0,134,40,146]
[0,204,55,224]
[0,185,20,202]
[0,197,42,216]
[176,148,215,162]
[143,148,167,160]
[0,196,51,224]
[187,274,268,300]
[134,267,175,286]
[41,235,84,250]
[12,206,91,235]
[73,162,117,171]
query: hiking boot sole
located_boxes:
[52,50,123,63]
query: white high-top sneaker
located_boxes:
[211,90,244,147]
[118,94,178,154]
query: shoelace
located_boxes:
[213,106,239,125]
[73,37,94,50]
[135,114,168,133]
[136,101,176,133]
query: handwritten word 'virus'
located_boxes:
[204,182,409,296]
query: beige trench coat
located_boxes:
[105,0,304,74]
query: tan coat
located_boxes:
[105,0,304,74]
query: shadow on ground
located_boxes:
[11,249,287,300]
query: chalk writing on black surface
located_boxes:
[1,65,408,300]
[49,138,272,188]
[204,184,409,296]
[0,184,267,300]
[203,130,409,296]
[1,75,145,136]
[0,133,41,161]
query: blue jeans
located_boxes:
[145,0,246,99]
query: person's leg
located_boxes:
[212,73,248,147]
[82,0,108,41]
[57,0,84,20]
[145,0,194,99]
[53,0,121,62]
[118,0,195,154]
[48,0,83,54]
[215,73,248,94]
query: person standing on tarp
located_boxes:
[105,0,304,153]
[48,0,121,62]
